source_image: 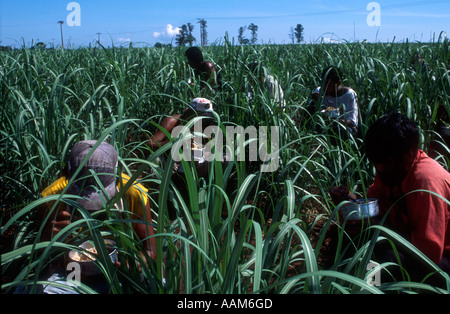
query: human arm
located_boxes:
[147,114,182,150]
[121,174,157,261]
[39,177,75,241]
[132,200,157,261]
[338,118,357,129]
[306,88,321,115]
[367,175,391,217]
[39,207,73,241]
[405,184,449,264]
[339,89,358,127]
[330,185,357,205]
[199,61,218,86]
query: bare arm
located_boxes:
[148,114,182,150]
[132,201,157,261]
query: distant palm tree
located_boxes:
[198,18,208,47]
[176,23,196,46]
[248,23,258,45]
[238,26,249,45]
[294,24,304,44]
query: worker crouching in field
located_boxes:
[147,98,217,171]
[147,97,227,219]
[30,140,158,293]
[40,140,157,260]
[246,62,286,111]
[331,113,450,285]
[307,66,359,139]
[185,47,220,92]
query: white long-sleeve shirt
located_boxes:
[314,87,359,127]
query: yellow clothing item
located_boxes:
[41,173,148,218]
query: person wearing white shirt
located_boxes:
[247,62,286,111]
[309,66,359,136]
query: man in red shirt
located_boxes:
[331,113,450,282]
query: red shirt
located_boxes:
[368,150,450,264]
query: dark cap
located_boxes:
[67,140,118,211]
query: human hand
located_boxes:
[330,185,357,205]
[43,209,73,239]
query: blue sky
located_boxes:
[1,0,449,47]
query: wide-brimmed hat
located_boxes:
[67,140,118,211]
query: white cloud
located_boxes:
[321,37,342,44]
[166,24,181,36]
[117,37,131,42]
[153,24,181,39]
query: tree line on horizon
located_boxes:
[0,20,304,49]
[170,20,304,47]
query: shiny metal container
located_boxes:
[321,108,339,118]
[340,198,379,220]
[68,239,118,277]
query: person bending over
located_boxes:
[331,113,450,282]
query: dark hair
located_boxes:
[185,47,204,63]
[321,66,343,83]
[247,62,265,79]
[248,62,260,72]
[364,113,419,163]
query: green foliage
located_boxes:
[1,37,449,294]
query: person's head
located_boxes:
[67,140,118,211]
[181,97,215,128]
[185,47,204,68]
[365,113,419,186]
[321,66,343,95]
[248,62,265,84]
[410,51,424,67]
